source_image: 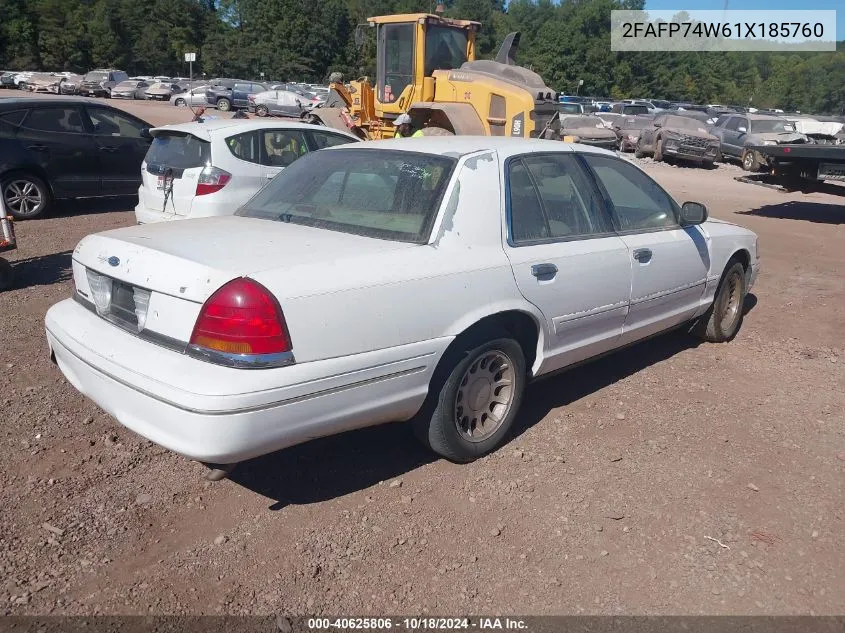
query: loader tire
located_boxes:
[421,126,454,137]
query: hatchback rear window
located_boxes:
[145,132,210,169]
[237,149,456,243]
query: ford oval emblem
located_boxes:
[107,256,120,267]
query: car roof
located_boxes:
[324,136,616,159]
[150,119,360,141]
[0,97,114,109]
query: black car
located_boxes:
[206,80,269,111]
[0,98,152,219]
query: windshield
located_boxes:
[425,25,469,75]
[750,119,795,133]
[562,116,604,129]
[661,115,706,130]
[146,133,210,169]
[84,72,107,82]
[558,103,583,114]
[623,105,649,115]
[236,149,456,243]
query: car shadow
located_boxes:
[52,195,138,217]
[231,306,771,511]
[5,249,72,288]
[738,201,844,225]
[229,422,436,511]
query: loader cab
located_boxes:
[369,14,479,115]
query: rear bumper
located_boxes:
[45,299,442,463]
[134,194,242,223]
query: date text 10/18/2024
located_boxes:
[306,618,528,630]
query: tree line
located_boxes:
[1,0,843,114]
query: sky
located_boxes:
[644,0,843,39]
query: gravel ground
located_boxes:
[0,97,843,616]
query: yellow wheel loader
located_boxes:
[303,12,561,141]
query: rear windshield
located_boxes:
[116,81,136,88]
[750,119,795,133]
[562,116,605,129]
[84,72,107,82]
[236,149,456,243]
[623,105,649,115]
[145,132,210,169]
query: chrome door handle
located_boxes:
[633,248,652,263]
[531,263,558,279]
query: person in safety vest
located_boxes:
[394,113,424,138]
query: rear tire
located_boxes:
[1,172,51,219]
[174,98,186,107]
[692,261,747,343]
[412,334,526,463]
[216,98,231,112]
[255,105,269,117]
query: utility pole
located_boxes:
[185,52,196,85]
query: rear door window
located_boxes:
[145,133,210,168]
[22,107,86,133]
[86,107,147,138]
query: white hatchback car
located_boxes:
[48,137,759,479]
[134,119,358,224]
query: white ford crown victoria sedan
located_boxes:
[46,137,759,478]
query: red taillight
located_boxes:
[190,278,291,357]
[195,166,231,196]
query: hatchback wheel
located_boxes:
[413,334,526,462]
[2,173,50,219]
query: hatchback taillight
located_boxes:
[195,165,231,196]
[189,278,293,367]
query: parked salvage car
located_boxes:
[636,114,720,166]
[0,72,17,89]
[171,85,209,108]
[248,90,316,118]
[78,69,129,97]
[0,98,152,219]
[111,80,150,100]
[559,116,618,150]
[46,137,759,476]
[134,120,358,224]
[557,102,585,115]
[613,114,654,152]
[611,103,650,115]
[709,114,808,171]
[144,82,183,101]
[206,81,268,112]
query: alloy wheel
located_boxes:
[4,179,43,217]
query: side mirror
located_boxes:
[737,126,747,134]
[140,128,152,140]
[680,201,708,226]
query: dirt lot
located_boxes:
[1,96,843,616]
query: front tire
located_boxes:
[2,172,50,219]
[653,137,664,162]
[741,149,760,172]
[413,335,526,463]
[174,98,186,107]
[693,261,747,343]
[255,105,269,117]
